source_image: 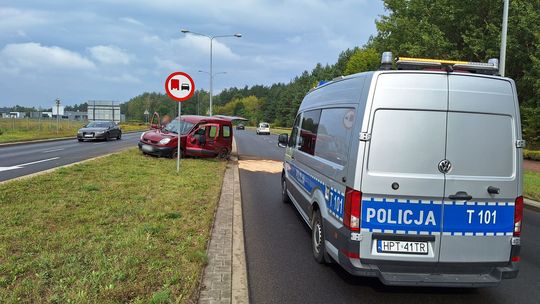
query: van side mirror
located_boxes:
[278,133,288,148]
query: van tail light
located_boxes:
[514,196,524,237]
[344,188,362,232]
[511,256,521,262]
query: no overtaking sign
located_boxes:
[165,72,195,102]
[164,71,195,173]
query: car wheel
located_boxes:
[312,209,327,264]
[117,132,122,140]
[281,175,290,204]
[77,138,83,142]
[105,133,110,141]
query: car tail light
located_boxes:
[511,256,521,262]
[514,196,523,237]
[344,187,362,232]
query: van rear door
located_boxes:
[360,73,448,263]
[439,75,518,263]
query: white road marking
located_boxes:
[42,148,64,153]
[0,166,21,172]
[0,157,60,172]
[17,157,60,167]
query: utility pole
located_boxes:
[55,98,61,134]
[500,0,510,76]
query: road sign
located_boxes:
[165,72,195,102]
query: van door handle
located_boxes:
[487,186,500,194]
[448,191,472,201]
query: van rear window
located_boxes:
[314,108,355,166]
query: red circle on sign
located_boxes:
[165,71,195,102]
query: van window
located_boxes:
[223,125,231,138]
[209,126,218,138]
[289,114,301,148]
[315,108,355,166]
[299,110,321,155]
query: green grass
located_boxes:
[0,119,147,143]
[524,170,540,201]
[244,126,291,135]
[0,149,227,303]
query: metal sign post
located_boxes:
[177,102,181,173]
[164,71,195,174]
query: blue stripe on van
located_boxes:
[286,164,514,236]
[362,198,514,236]
[287,162,344,220]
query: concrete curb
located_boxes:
[231,138,249,304]
[198,136,249,304]
[0,130,145,148]
[524,198,540,212]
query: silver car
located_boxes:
[278,54,523,287]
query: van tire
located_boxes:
[218,148,229,159]
[311,209,326,264]
[281,176,290,204]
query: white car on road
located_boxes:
[256,122,270,135]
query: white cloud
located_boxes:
[154,57,183,71]
[100,73,141,83]
[0,42,95,70]
[175,34,240,60]
[88,45,134,65]
[287,36,302,44]
[120,17,144,26]
[0,7,50,31]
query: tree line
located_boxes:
[122,0,540,148]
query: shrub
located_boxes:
[524,149,540,161]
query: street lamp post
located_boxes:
[500,0,510,76]
[180,29,241,116]
[198,71,226,115]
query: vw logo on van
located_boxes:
[438,159,452,174]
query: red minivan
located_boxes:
[138,115,234,159]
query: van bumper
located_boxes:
[333,226,519,287]
[138,141,175,157]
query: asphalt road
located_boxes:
[235,129,540,304]
[0,132,143,182]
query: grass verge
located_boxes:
[244,126,291,135]
[0,149,227,303]
[0,119,147,143]
[524,170,540,201]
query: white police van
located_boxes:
[277,53,524,287]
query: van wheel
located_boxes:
[281,176,290,204]
[218,148,229,159]
[312,210,326,264]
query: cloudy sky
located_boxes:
[0,0,385,108]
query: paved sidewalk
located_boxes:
[198,139,248,304]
